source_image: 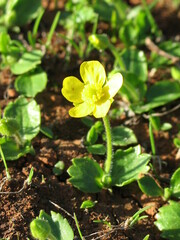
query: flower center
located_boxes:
[82,84,103,104]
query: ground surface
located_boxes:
[0,0,180,239]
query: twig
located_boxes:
[0,179,28,195]
[145,37,180,63]
[0,177,8,191]
[49,200,74,219]
[143,103,180,119]
[85,224,125,240]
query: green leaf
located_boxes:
[0,0,6,8]
[67,157,104,193]
[86,126,98,145]
[160,123,172,131]
[111,145,151,186]
[0,118,20,136]
[138,175,163,197]
[109,108,124,120]
[120,72,146,103]
[85,120,103,146]
[93,0,121,22]
[4,96,41,141]
[89,34,109,51]
[27,167,34,185]
[93,0,113,20]
[94,120,104,134]
[0,31,11,53]
[150,41,180,68]
[39,210,74,240]
[0,137,7,145]
[15,68,47,97]
[171,66,180,81]
[119,20,138,47]
[155,201,180,240]
[81,117,94,127]
[111,126,137,147]
[120,7,159,47]
[146,80,180,103]
[5,0,42,28]
[53,161,65,176]
[143,234,150,240]
[119,48,148,82]
[0,137,34,160]
[51,211,74,240]
[170,168,180,199]
[132,80,180,113]
[129,205,151,228]
[173,138,180,148]
[80,200,97,209]
[87,144,106,155]
[30,219,51,240]
[40,126,53,139]
[74,6,95,24]
[10,50,43,75]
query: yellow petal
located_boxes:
[93,100,111,118]
[61,76,84,103]
[80,61,106,86]
[106,73,123,98]
[69,102,95,118]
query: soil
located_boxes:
[0,0,180,239]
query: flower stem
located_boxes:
[103,116,113,174]
[108,42,126,71]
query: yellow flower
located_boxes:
[61,61,123,118]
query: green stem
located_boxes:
[108,42,126,71]
[74,213,83,240]
[149,120,156,156]
[0,145,10,179]
[141,0,157,34]
[123,80,139,103]
[54,0,58,9]
[48,233,57,240]
[46,11,60,49]
[103,116,113,174]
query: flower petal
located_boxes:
[69,102,95,118]
[80,61,106,86]
[61,76,84,103]
[93,100,111,118]
[106,73,123,98]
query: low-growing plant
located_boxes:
[155,200,180,240]
[89,34,180,114]
[173,124,180,149]
[86,205,151,239]
[0,31,25,68]
[0,96,41,177]
[61,60,151,193]
[30,210,74,240]
[0,31,48,98]
[149,40,180,69]
[82,117,137,156]
[59,1,98,60]
[0,0,42,31]
[138,167,180,200]
[138,167,180,239]
[119,1,160,46]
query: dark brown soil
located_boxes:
[0,0,180,239]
